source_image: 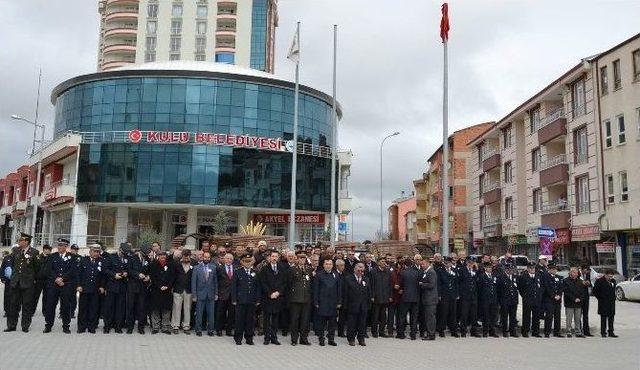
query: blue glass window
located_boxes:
[215,52,235,64]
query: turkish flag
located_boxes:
[440,3,450,43]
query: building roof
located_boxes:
[426,121,494,162]
[117,61,282,82]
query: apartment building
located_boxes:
[387,194,416,242]
[97,0,278,72]
[595,34,640,276]
[413,122,493,251]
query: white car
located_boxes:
[616,273,640,301]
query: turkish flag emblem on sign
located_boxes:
[129,129,142,143]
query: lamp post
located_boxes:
[10,114,46,240]
[379,132,400,240]
[350,206,362,242]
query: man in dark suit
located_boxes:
[102,243,129,333]
[149,251,176,334]
[458,258,480,337]
[397,258,421,340]
[231,253,261,345]
[436,257,459,337]
[592,269,618,338]
[126,246,150,334]
[496,263,519,337]
[334,258,348,337]
[43,238,77,334]
[370,257,392,338]
[313,258,341,346]
[259,250,286,345]
[192,251,218,336]
[344,250,358,274]
[343,262,372,346]
[1,251,14,318]
[31,244,51,317]
[419,258,438,341]
[542,263,564,338]
[579,264,593,336]
[518,262,544,337]
[5,233,41,333]
[216,252,236,336]
[68,244,81,319]
[286,251,313,346]
[76,244,104,333]
[477,262,499,337]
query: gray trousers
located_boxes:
[422,304,437,336]
[565,307,582,335]
[171,292,192,330]
[151,309,171,331]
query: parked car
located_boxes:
[498,255,530,272]
[590,266,625,288]
[616,273,640,301]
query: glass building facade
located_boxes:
[53,71,337,213]
[250,0,268,71]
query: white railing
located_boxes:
[541,199,569,214]
[483,216,502,227]
[539,108,565,130]
[482,146,499,161]
[539,154,567,171]
[483,180,500,193]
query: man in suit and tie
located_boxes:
[216,253,235,336]
[370,257,392,338]
[477,262,499,337]
[191,251,218,336]
[43,238,78,334]
[343,262,373,346]
[397,258,421,340]
[231,253,261,345]
[592,269,618,338]
[579,263,593,336]
[102,243,130,334]
[313,258,341,346]
[497,263,519,337]
[126,246,150,334]
[419,258,438,341]
[4,233,40,333]
[76,244,105,333]
[259,250,286,345]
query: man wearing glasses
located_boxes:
[4,233,41,333]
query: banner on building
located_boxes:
[571,224,601,242]
[454,238,465,250]
[596,242,616,254]
[253,214,325,224]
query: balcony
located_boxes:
[106,0,139,5]
[539,154,569,187]
[41,180,76,209]
[101,60,134,70]
[105,11,138,22]
[104,26,137,38]
[103,43,136,54]
[482,217,502,237]
[482,180,501,205]
[538,108,567,145]
[482,147,501,172]
[540,200,571,229]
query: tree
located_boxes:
[138,226,164,249]
[213,210,230,235]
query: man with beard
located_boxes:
[259,250,286,345]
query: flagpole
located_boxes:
[330,25,338,248]
[288,22,300,251]
[441,19,450,256]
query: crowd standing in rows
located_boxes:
[1,232,620,346]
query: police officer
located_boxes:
[231,253,261,345]
[458,257,481,337]
[477,262,499,337]
[543,263,564,338]
[102,243,129,333]
[518,262,544,337]
[436,257,459,337]
[286,251,313,346]
[126,246,150,334]
[43,238,78,334]
[5,233,40,333]
[497,263,519,337]
[32,244,51,317]
[68,244,81,319]
[312,258,341,346]
[77,244,105,333]
[1,251,14,318]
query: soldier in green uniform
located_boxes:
[286,251,313,346]
[4,233,41,333]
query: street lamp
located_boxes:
[350,206,362,242]
[10,114,46,240]
[380,131,400,240]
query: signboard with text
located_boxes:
[253,214,326,225]
[571,224,601,242]
[128,129,285,152]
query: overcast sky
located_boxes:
[0,0,638,241]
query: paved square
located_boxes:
[0,289,638,370]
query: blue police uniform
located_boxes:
[43,251,78,332]
[477,271,499,337]
[497,272,519,336]
[77,255,104,333]
[517,270,544,337]
[102,253,128,333]
[231,266,261,344]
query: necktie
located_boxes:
[204,265,209,281]
[357,276,361,284]
[273,264,277,274]
[227,265,232,279]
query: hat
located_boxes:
[258,240,267,247]
[504,263,516,270]
[241,252,253,260]
[70,244,79,250]
[527,262,537,268]
[538,255,548,260]
[548,263,558,269]
[89,244,102,251]
[57,238,70,246]
[19,232,33,242]
[119,242,132,252]
[42,244,52,251]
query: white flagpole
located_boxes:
[441,37,450,256]
[330,25,338,248]
[288,22,300,251]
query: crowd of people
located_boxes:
[1,232,620,346]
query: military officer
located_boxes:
[77,244,105,333]
[518,262,544,337]
[286,251,313,346]
[102,243,129,333]
[543,263,564,338]
[313,258,342,346]
[497,263,519,337]
[43,238,78,334]
[126,245,150,334]
[477,262,499,337]
[5,232,41,333]
[436,257,459,337]
[231,253,261,345]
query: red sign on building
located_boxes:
[128,130,284,151]
[253,214,325,224]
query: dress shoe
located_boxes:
[246,338,255,345]
[89,329,96,334]
[348,341,355,346]
[291,341,297,346]
[328,340,337,346]
[114,328,123,334]
[490,333,499,338]
[138,328,145,335]
[184,330,191,335]
[358,340,366,346]
[318,338,325,346]
[151,330,159,334]
[553,334,564,338]
[300,338,311,345]
[216,330,223,337]
[162,330,171,335]
[584,333,593,337]
[271,338,281,345]
[63,327,71,334]
[451,333,460,338]
[371,333,379,338]
[263,338,270,345]
[567,334,572,338]
[544,334,550,338]
[43,327,52,333]
[21,328,29,333]
[609,333,618,338]
[173,329,179,335]
[235,340,242,345]
[410,334,417,340]
[103,328,110,334]
[601,333,607,337]
[395,334,406,339]
[460,332,467,338]
[510,332,519,338]
[380,333,389,338]
[196,331,202,336]
[576,334,585,338]
[532,334,542,338]
[126,329,133,334]
[482,333,488,337]
[207,332,215,337]
[522,333,529,338]
[3,328,16,332]
[438,331,445,338]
